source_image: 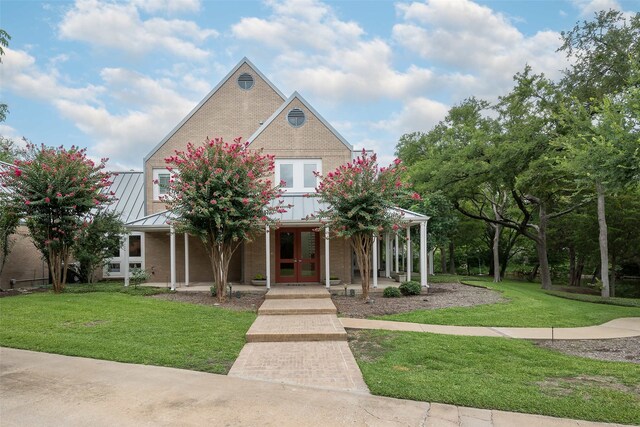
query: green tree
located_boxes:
[314,150,420,299]
[0,144,113,292]
[163,137,285,302]
[74,210,126,283]
[0,29,11,122]
[0,136,26,163]
[0,193,19,277]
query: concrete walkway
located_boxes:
[228,287,369,392]
[1,348,627,427]
[339,317,640,340]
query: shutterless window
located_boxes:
[129,235,142,257]
[304,163,317,188]
[280,163,294,188]
[157,173,170,195]
[287,108,305,127]
[238,73,254,90]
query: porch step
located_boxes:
[246,315,347,342]
[265,287,330,300]
[258,298,337,315]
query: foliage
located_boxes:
[74,210,126,283]
[0,192,19,276]
[406,191,458,252]
[380,279,640,327]
[0,136,26,163]
[313,149,421,299]
[350,329,640,425]
[163,137,285,302]
[544,290,640,308]
[0,143,112,292]
[0,292,255,374]
[0,28,10,122]
[383,287,401,298]
[398,281,422,296]
[210,285,217,297]
[128,268,149,289]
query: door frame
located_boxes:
[275,227,320,283]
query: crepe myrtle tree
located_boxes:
[162,137,287,302]
[0,144,113,292]
[313,150,421,300]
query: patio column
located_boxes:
[170,225,176,291]
[372,234,378,289]
[394,233,399,274]
[265,225,271,290]
[385,232,391,278]
[406,225,412,279]
[420,221,428,288]
[123,234,130,287]
[184,233,189,287]
[325,227,330,289]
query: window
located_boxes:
[275,159,321,192]
[287,108,305,127]
[153,168,175,200]
[129,235,141,257]
[105,232,144,278]
[238,73,254,90]
[108,263,120,273]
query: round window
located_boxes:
[238,73,254,90]
[287,108,305,127]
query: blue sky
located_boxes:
[1,0,637,170]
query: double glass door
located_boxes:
[276,228,319,282]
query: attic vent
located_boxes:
[287,108,306,127]
[238,73,254,90]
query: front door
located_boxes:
[275,228,320,283]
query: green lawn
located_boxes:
[350,329,640,425]
[379,279,640,327]
[0,291,256,374]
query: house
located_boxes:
[0,58,429,290]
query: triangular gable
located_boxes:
[247,91,353,151]
[144,57,286,162]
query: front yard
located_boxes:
[0,289,256,374]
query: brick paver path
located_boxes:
[228,287,369,393]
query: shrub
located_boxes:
[399,281,421,296]
[210,286,217,297]
[383,287,401,298]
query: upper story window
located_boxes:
[275,159,321,193]
[238,73,254,90]
[287,108,306,127]
[153,168,173,200]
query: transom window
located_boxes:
[287,108,306,127]
[238,73,254,90]
[275,159,321,193]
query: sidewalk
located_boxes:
[0,348,627,427]
[339,317,640,339]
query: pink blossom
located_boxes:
[25,200,31,205]
[14,168,22,177]
[44,197,51,203]
[411,192,421,200]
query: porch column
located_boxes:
[123,234,130,287]
[265,225,271,290]
[324,227,330,289]
[372,234,378,289]
[170,225,176,291]
[385,233,391,278]
[394,233,399,274]
[406,226,412,279]
[420,221,428,288]
[184,233,189,287]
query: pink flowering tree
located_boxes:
[162,137,286,302]
[0,144,112,292]
[314,150,420,300]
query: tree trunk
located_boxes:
[528,264,539,282]
[352,233,372,300]
[534,205,553,290]
[492,224,501,283]
[596,183,610,298]
[568,245,576,286]
[448,241,455,274]
[440,246,447,274]
[207,240,238,303]
[574,255,585,287]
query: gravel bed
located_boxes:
[332,282,504,318]
[151,291,264,312]
[535,337,640,364]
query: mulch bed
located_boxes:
[332,282,505,318]
[0,288,49,298]
[150,291,264,312]
[535,337,640,364]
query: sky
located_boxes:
[1,0,638,170]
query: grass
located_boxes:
[544,290,640,307]
[350,330,640,425]
[379,278,640,327]
[0,291,256,374]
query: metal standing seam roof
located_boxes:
[103,171,145,222]
[0,160,13,194]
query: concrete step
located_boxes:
[258,298,337,315]
[265,287,330,300]
[246,315,347,342]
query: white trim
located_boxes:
[170,225,176,291]
[325,227,330,289]
[275,159,321,193]
[420,222,428,288]
[265,225,271,290]
[372,235,378,289]
[106,232,144,279]
[152,168,172,201]
[406,227,412,277]
[123,234,130,287]
[184,233,190,287]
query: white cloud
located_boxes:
[132,0,201,14]
[572,0,622,17]
[59,0,217,60]
[0,124,26,143]
[373,97,449,136]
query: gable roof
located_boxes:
[247,91,353,151]
[144,57,286,163]
[103,171,145,223]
